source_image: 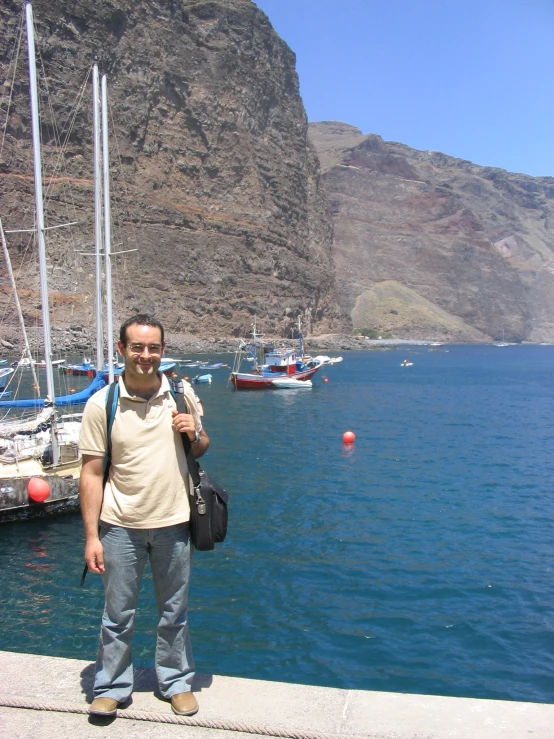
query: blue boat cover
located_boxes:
[0,372,107,409]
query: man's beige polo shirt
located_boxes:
[79,374,202,529]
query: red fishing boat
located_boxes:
[230,319,323,389]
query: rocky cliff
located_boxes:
[309,121,554,343]
[0,0,347,352]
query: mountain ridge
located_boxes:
[309,120,554,343]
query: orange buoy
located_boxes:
[343,430,356,444]
[184,376,189,381]
[172,372,178,378]
[69,388,76,393]
[323,377,329,383]
[28,477,50,503]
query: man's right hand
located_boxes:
[85,537,105,574]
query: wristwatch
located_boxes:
[191,430,201,444]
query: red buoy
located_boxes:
[323,377,329,383]
[28,477,50,503]
[343,430,356,444]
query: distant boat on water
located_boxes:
[494,330,510,347]
[193,374,212,384]
[230,318,324,390]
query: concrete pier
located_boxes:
[0,650,552,738]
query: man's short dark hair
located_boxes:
[119,314,165,346]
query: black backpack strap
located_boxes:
[171,379,201,488]
[80,379,118,587]
[103,380,119,485]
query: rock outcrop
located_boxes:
[309,121,554,343]
[0,0,347,353]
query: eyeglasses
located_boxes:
[128,343,163,355]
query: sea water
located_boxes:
[0,345,552,703]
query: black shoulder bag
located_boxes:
[172,380,229,551]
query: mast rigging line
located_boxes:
[76,248,137,257]
[0,7,25,160]
[33,47,91,211]
[106,92,140,328]
[5,221,80,234]
[32,47,91,332]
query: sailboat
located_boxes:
[0,5,106,521]
[494,329,510,347]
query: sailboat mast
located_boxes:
[0,218,40,391]
[101,75,114,383]
[92,64,104,373]
[25,3,55,402]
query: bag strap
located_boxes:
[103,379,119,484]
[171,379,201,488]
[102,380,119,490]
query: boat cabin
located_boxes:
[265,348,298,375]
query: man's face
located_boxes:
[117,323,165,380]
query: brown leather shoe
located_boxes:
[89,697,119,716]
[170,691,198,716]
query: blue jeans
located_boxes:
[94,522,195,701]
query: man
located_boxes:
[80,314,209,718]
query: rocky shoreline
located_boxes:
[0,326,371,356]
[1,324,497,358]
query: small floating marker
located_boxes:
[69,388,76,393]
[184,376,189,381]
[28,477,50,503]
[343,430,356,444]
[323,377,329,383]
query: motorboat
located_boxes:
[192,374,212,384]
[230,318,324,390]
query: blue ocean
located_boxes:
[1,345,553,703]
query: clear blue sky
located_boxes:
[254,0,554,178]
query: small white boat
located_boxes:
[34,359,66,368]
[400,360,413,367]
[12,358,65,368]
[271,377,312,389]
[312,355,343,365]
[0,367,14,390]
[192,373,212,384]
